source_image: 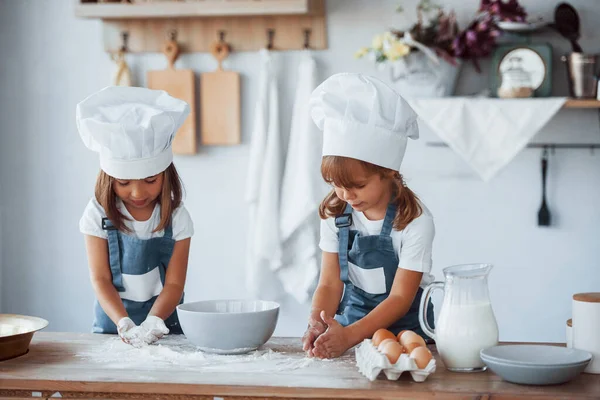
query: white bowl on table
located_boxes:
[176,299,279,355]
[0,314,49,361]
[480,344,591,385]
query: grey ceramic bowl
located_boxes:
[176,300,280,354]
[480,345,591,385]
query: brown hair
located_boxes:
[318,156,422,232]
[94,163,183,233]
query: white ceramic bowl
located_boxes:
[176,300,280,354]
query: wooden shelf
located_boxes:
[75,0,317,19]
[563,99,600,108]
[75,0,327,52]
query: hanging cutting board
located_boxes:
[147,38,197,155]
[200,40,241,145]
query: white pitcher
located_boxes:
[419,264,499,372]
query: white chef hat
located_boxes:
[308,73,419,171]
[76,86,190,180]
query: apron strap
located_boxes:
[380,202,397,237]
[335,203,354,314]
[159,223,174,282]
[102,218,125,292]
[163,222,173,239]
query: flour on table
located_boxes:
[76,335,350,373]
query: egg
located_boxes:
[405,342,422,354]
[377,338,398,352]
[379,340,403,364]
[396,330,408,341]
[399,330,426,348]
[372,328,397,347]
[410,346,432,369]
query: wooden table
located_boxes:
[0,333,598,399]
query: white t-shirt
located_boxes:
[319,203,435,289]
[79,197,194,241]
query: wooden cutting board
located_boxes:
[200,40,240,145]
[147,38,197,155]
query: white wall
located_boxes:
[0,0,599,342]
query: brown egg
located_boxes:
[399,331,426,348]
[396,330,408,341]
[379,340,403,364]
[410,346,432,369]
[377,338,398,352]
[405,342,422,354]
[372,328,397,347]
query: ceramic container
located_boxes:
[177,299,279,354]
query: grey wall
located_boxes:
[0,0,599,341]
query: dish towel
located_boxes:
[244,49,284,300]
[407,97,567,180]
[277,51,329,303]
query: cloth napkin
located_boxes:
[407,97,567,180]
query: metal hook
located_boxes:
[120,31,129,52]
[168,29,177,41]
[542,146,549,160]
[267,29,275,50]
[303,29,311,49]
[219,30,226,43]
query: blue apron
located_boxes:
[335,203,434,340]
[92,217,183,334]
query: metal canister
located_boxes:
[562,53,599,98]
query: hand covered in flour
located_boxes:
[302,313,327,357]
[312,311,352,359]
[139,315,170,345]
[117,317,145,348]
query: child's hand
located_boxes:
[312,311,352,359]
[117,317,145,348]
[301,314,327,357]
[140,316,170,345]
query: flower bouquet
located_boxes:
[355,0,527,97]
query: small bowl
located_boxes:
[176,300,279,354]
[480,345,591,385]
[0,314,49,361]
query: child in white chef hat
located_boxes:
[302,73,435,359]
[77,86,194,348]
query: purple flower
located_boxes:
[466,30,477,43]
[479,0,527,22]
[367,0,529,73]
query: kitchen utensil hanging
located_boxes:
[111,32,132,86]
[537,147,551,227]
[147,30,197,155]
[554,2,583,53]
[200,31,241,145]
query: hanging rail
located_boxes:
[426,142,600,151]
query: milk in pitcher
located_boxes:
[435,301,499,370]
[419,264,500,372]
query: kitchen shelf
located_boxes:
[563,99,600,108]
[75,0,327,52]
[75,0,318,19]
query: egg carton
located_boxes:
[355,339,436,382]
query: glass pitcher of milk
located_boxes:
[419,264,499,372]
